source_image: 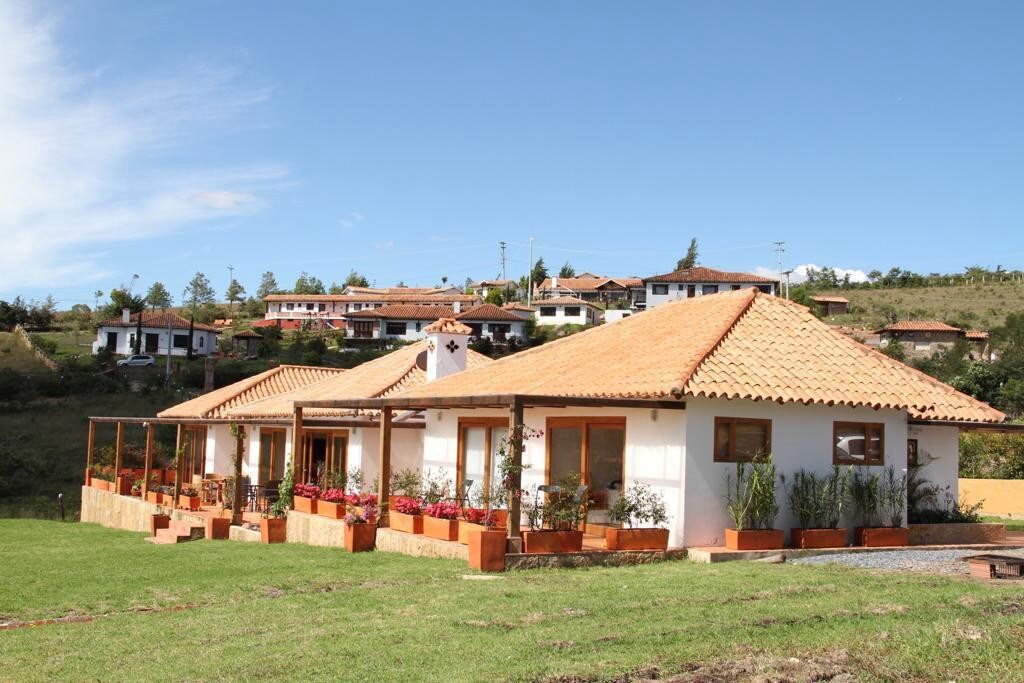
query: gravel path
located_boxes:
[791,548,1024,575]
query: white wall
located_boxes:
[534,305,599,327]
[909,424,960,502]
[645,282,772,309]
[603,310,633,324]
[681,397,908,547]
[349,425,425,490]
[92,326,217,357]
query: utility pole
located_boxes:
[527,236,534,307]
[499,241,507,281]
[166,315,173,384]
[782,269,793,300]
[227,264,234,312]
[773,242,786,297]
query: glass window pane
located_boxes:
[273,431,286,481]
[549,426,583,484]
[462,427,487,497]
[259,433,272,485]
[735,422,768,459]
[488,427,508,490]
[715,421,731,459]
[588,426,624,509]
[835,424,866,462]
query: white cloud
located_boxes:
[339,211,364,231]
[754,264,870,284]
[374,239,395,250]
[0,3,284,292]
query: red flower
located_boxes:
[321,487,345,503]
[393,497,422,515]
[425,501,460,520]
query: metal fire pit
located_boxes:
[963,554,1024,580]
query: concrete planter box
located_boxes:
[855,527,909,547]
[390,511,424,534]
[522,530,584,554]
[293,496,317,515]
[91,479,112,492]
[260,518,287,543]
[145,491,163,505]
[345,523,376,552]
[179,495,201,511]
[149,513,170,536]
[909,523,1006,545]
[423,516,459,542]
[605,527,670,551]
[317,500,346,519]
[458,522,505,545]
[791,528,848,549]
[724,528,785,550]
[205,516,231,540]
[469,528,507,572]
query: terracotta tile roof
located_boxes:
[537,277,629,293]
[343,304,455,320]
[456,303,526,322]
[502,303,536,312]
[263,293,480,304]
[811,296,850,304]
[232,330,263,339]
[877,321,962,333]
[158,365,346,419]
[644,266,777,284]
[344,286,456,295]
[222,341,491,419]
[536,296,602,309]
[470,279,515,288]
[97,312,219,333]
[396,289,1004,423]
[423,318,473,335]
[964,330,990,340]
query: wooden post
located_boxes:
[507,397,524,551]
[113,421,125,478]
[142,423,155,497]
[85,420,95,477]
[232,427,245,525]
[377,407,393,527]
[174,424,185,502]
[291,407,303,482]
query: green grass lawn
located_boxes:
[2,521,1023,681]
[983,515,1024,532]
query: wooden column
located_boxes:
[377,407,393,527]
[232,427,245,525]
[174,424,185,502]
[142,423,155,497]
[506,397,524,550]
[113,421,125,477]
[85,420,95,478]
[291,407,303,481]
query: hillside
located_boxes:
[809,279,1024,331]
[0,332,52,373]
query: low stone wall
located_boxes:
[80,485,158,533]
[506,548,687,570]
[959,478,1024,516]
[375,528,469,561]
[286,510,347,548]
[909,522,1006,545]
[229,525,261,543]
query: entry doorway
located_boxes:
[546,417,626,512]
[297,430,348,485]
[145,333,159,353]
[182,426,208,479]
[258,428,287,485]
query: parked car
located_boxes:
[117,354,156,367]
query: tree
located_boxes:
[225,278,246,312]
[880,340,907,362]
[186,315,195,361]
[558,262,576,278]
[100,288,146,320]
[328,282,345,294]
[182,272,216,311]
[256,271,279,299]
[294,272,325,294]
[68,304,92,345]
[676,238,699,271]
[93,290,104,310]
[145,282,172,310]
[530,258,548,287]
[485,288,505,306]
[344,270,370,288]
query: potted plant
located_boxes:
[148,509,171,536]
[723,455,783,550]
[260,500,287,543]
[90,467,114,492]
[423,501,461,541]
[785,466,851,549]
[855,466,909,546]
[605,482,670,551]
[114,471,133,496]
[205,508,231,540]
[458,507,503,544]
[178,486,201,511]
[318,487,346,519]
[344,503,378,552]
[292,482,320,515]
[468,522,507,572]
[390,496,424,534]
[130,478,144,497]
[474,483,510,529]
[521,473,586,554]
[389,468,423,510]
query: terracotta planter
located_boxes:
[205,516,231,540]
[724,528,785,550]
[293,495,317,515]
[317,500,346,520]
[791,528,848,549]
[149,513,170,536]
[490,509,509,528]
[146,491,162,504]
[423,516,459,541]
[605,527,670,551]
[458,522,506,545]
[389,511,424,534]
[345,523,376,552]
[115,476,133,496]
[91,479,111,492]
[469,528,507,572]
[260,518,286,543]
[855,526,909,547]
[522,530,584,554]
[179,495,201,511]
[84,468,91,485]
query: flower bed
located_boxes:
[390,497,424,534]
[293,483,320,515]
[317,488,346,520]
[423,501,460,541]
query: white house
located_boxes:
[92,310,219,357]
[341,304,459,342]
[261,292,481,330]
[468,279,519,300]
[453,303,526,342]
[533,296,602,327]
[642,266,778,309]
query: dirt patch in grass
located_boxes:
[666,649,854,682]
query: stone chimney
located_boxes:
[423,318,471,382]
[121,307,131,324]
[452,300,462,314]
[551,276,559,289]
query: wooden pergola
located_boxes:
[294,394,687,550]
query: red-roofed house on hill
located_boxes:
[92,310,219,357]
[876,320,964,355]
[642,266,777,309]
[342,303,528,342]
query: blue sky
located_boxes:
[2,1,1022,306]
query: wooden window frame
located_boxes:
[833,421,885,466]
[539,307,556,317]
[385,321,407,336]
[564,306,581,317]
[906,438,919,467]
[651,284,669,295]
[258,427,287,485]
[456,418,509,495]
[544,417,627,501]
[713,416,772,463]
[298,428,349,484]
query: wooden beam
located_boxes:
[506,397,524,550]
[377,407,393,527]
[174,424,185,502]
[291,407,303,481]
[113,421,124,477]
[85,420,95,472]
[232,427,245,525]
[295,394,686,411]
[142,423,155,497]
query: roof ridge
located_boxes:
[672,288,758,397]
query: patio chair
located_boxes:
[457,479,474,510]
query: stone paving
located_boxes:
[792,548,1024,575]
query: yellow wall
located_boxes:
[959,478,1024,516]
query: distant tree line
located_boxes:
[804,265,1024,291]
[0,297,57,331]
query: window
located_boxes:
[687,284,696,297]
[258,428,287,485]
[714,417,772,462]
[198,336,204,348]
[385,322,407,336]
[318,303,326,311]
[731,284,741,291]
[702,285,719,295]
[652,284,669,295]
[353,303,362,311]
[306,303,314,311]
[490,323,510,334]
[172,334,189,349]
[546,417,625,509]
[415,321,421,332]
[539,307,556,317]
[286,303,295,311]
[833,422,884,465]
[457,418,508,499]
[906,439,919,467]
[564,306,581,317]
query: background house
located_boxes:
[535,276,641,307]
[811,295,850,316]
[261,292,481,330]
[876,321,963,355]
[642,266,777,309]
[534,296,602,326]
[455,303,526,342]
[468,279,519,300]
[92,310,219,357]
